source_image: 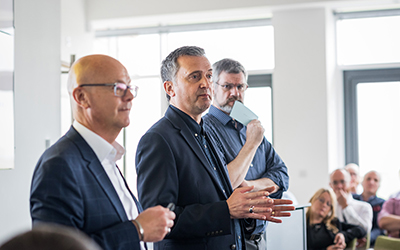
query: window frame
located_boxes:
[343,68,400,164]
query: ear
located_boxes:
[164,81,175,99]
[72,87,90,109]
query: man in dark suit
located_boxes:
[136,46,294,250]
[30,54,175,250]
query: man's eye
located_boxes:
[189,73,201,81]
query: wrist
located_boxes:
[132,219,144,241]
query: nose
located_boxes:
[123,88,134,102]
[200,74,212,89]
[229,86,240,97]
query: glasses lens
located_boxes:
[115,83,128,97]
[114,83,139,98]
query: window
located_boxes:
[337,11,400,65]
[344,68,400,198]
[339,9,400,198]
[73,20,276,192]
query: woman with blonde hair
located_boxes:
[307,188,366,250]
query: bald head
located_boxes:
[67,54,129,95]
[362,170,381,197]
[66,54,133,143]
[330,169,351,193]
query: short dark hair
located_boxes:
[161,46,206,101]
[0,224,102,250]
[212,58,247,86]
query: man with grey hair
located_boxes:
[203,58,289,250]
[136,47,294,250]
[353,170,385,247]
[329,169,372,247]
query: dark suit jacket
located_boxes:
[136,106,243,250]
[30,126,143,250]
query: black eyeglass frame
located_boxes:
[78,83,138,98]
[215,82,249,92]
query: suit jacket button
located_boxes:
[230,244,236,249]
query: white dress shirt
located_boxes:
[335,192,373,233]
[73,121,145,249]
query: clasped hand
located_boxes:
[227,186,295,223]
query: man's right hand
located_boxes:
[245,120,264,148]
[227,186,294,222]
[334,189,348,208]
[134,205,175,242]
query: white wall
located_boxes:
[272,7,343,203]
[0,0,61,244]
[85,0,394,23]
[0,0,93,245]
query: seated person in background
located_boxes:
[330,169,372,248]
[307,188,366,250]
[0,224,102,250]
[345,163,362,194]
[378,186,400,238]
[353,170,385,246]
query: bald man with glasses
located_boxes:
[329,169,372,248]
[30,54,175,250]
[203,58,289,250]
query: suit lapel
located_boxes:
[115,164,143,213]
[165,107,230,198]
[66,126,129,222]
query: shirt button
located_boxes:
[204,145,207,149]
[230,244,236,250]
[195,133,198,137]
[250,164,253,167]
[238,236,241,239]
[214,167,216,171]
[223,190,226,193]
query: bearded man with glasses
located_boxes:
[30,54,175,250]
[203,58,289,250]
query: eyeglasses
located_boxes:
[215,82,248,92]
[332,180,346,185]
[79,83,138,98]
[317,197,332,207]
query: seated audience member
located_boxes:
[378,188,400,238]
[330,169,372,248]
[345,163,361,194]
[0,224,102,250]
[307,188,366,250]
[353,170,385,246]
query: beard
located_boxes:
[217,97,243,114]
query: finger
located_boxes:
[236,185,255,193]
[273,205,295,211]
[250,207,272,213]
[272,212,292,217]
[263,186,276,193]
[249,198,274,207]
[167,218,174,227]
[246,212,282,223]
[272,199,293,205]
[265,217,283,223]
[245,190,270,198]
